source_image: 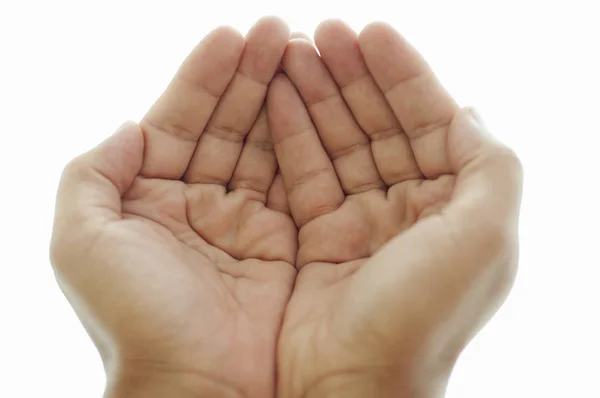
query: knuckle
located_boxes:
[142,117,198,142]
[297,204,338,227]
[62,155,83,175]
[60,154,90,183]
[409,116,451,141]
[230,178,268,194]
[205,124,246,143]
[493,146,523,178]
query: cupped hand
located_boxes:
[270,21,523,398]
[50,17,296,398]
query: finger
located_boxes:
[447,108,523,221]
[282,39,383,194]
[315,20,422,185]
[184,16,289,185]
[266,173,290,215]
[290,31,311,41]
[267,74,344,227]
[356,109,522,341]
[140,27,244,179]
[275,32,312,76]
[51,122,144,260]
[228,108,276,203]
[359,22,460,179]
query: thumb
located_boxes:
[52,122,144,238]
[356,109,523,355]
[446,107,523,228]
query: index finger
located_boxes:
[359,22,459,179]
[140,26,244,179]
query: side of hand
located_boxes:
[270,21,523,398]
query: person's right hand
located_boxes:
[50,17,296,398]
[270,21,523,398]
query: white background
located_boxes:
[1,1,599,397]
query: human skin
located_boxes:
[50,17,299,398]
[50,17,523,398]
[270,20,523,398]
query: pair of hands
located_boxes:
[50,17,522,398]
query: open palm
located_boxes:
[270,21,522,397]
[51,18,297,398]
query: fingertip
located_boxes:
[184,25,244,79]
[113,119,143,145]
[462,107,495,139]
[285,37,316,54]
[358,22,403,60]
[314,19,355,46]
[249,15,290,40]
[196,26,245,79]
[290,31,312,41]
[315,18,345,32]
[113,120,137,134]
[467,107,489,130]
[247,16,290,56]
[358,21,394,40]
[240,16,290,83]
[314,19,339,40]
[110,121,143,152]
[254,15,289,31]
[282,38,317,71]
[103,120,144,178]
[448,118,523,224]
[62,120,144,197]
[210,25,245,49]
[449,107,508,173]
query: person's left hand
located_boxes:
[270,20,522,398]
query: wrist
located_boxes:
[104,363,244,398]
[302,370,450,398]
[303,374,393,398]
